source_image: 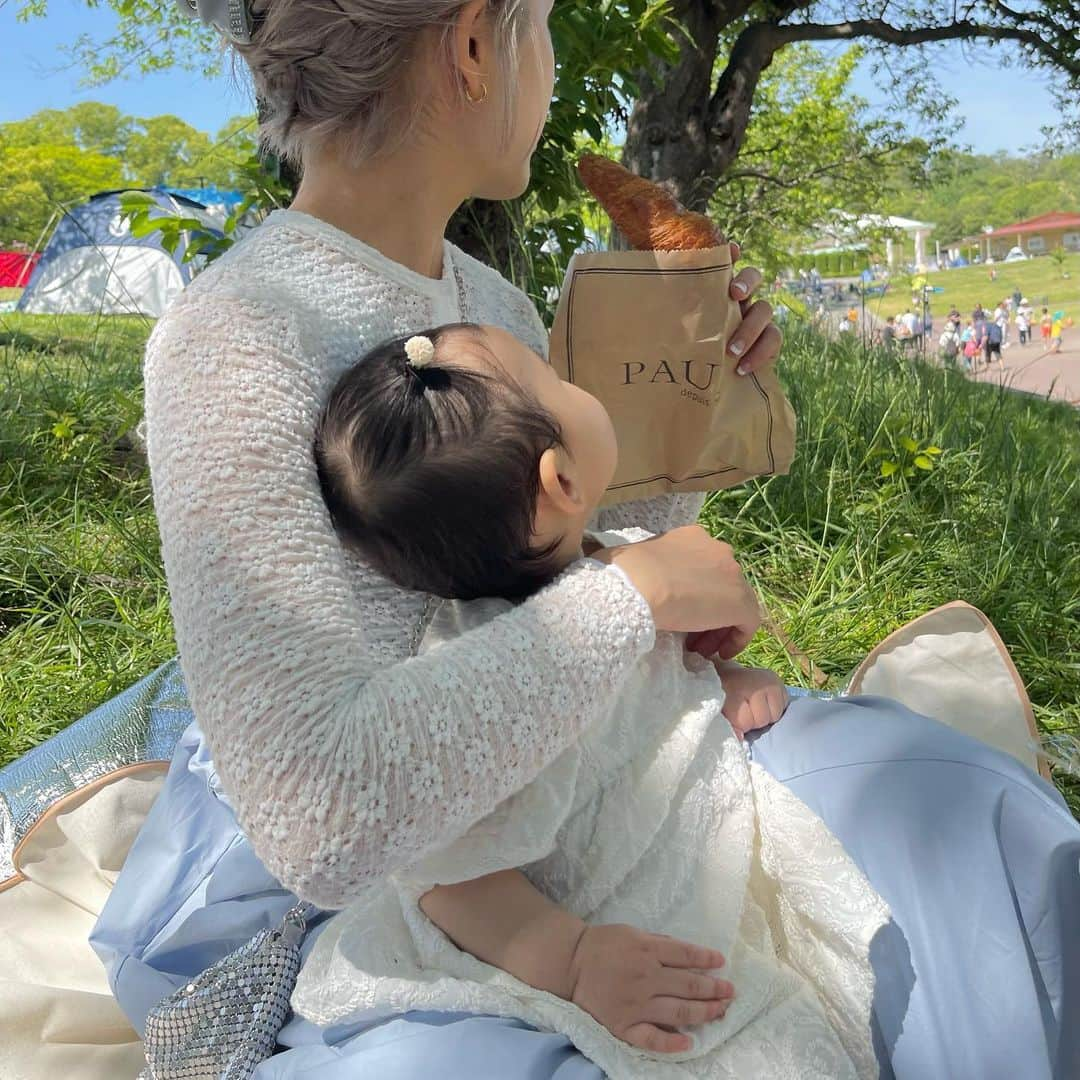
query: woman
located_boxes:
[90,1,1079,1077]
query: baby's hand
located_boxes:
[567,923,734,1054]
[712,661,789,739]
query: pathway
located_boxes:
[967,336,1080,407]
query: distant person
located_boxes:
[1050,311,1066,354]
[961,321,978,371]
[880,315,897,353]
[972,303,985,322]
[901,308,919,338]
[973,310,988,349]
[939,322,961,366]
[984,317,1004,370]
[847,305,859,328]
[1041,307,1053,346]
[1015,307,1030,346]
[994,303,1009,344]
[1012,286,1023,310]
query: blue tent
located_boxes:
[164,185,245,212]
[16,187,224,318]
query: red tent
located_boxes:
[0,252,39,288]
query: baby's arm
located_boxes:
[420,871,734,1054]
[419,870,585,998]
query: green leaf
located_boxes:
[900,436,918,453]
[880,460,898,477]
[127,215,165,238]
[118,192,158,209]
[914,454,934,470]
[50,416,75,439]
[924,446,943,455]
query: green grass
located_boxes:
[1,311,1078,818]
[708,325,1080,815]
[0,312,174,764]
[864,252,1080,325]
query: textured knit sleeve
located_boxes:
[520,289,707,536]
[143,295,657,910]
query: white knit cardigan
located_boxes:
[143,209,707,909]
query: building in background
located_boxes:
[961,212,1080,262]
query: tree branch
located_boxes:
[766,17,1080,77]
[723,142,910,191]
[703,9,1080,181]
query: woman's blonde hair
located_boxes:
[230,0,536,172]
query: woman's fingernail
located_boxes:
[732,282,748,298]
[736,362,749,376]
[728,340,744,357]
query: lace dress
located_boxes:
[289,529,891,1080]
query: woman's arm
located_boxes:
[143,296,658,910]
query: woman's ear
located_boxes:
[536,446,585,517]
[454,0,492,99]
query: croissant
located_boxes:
[576,153,727,252]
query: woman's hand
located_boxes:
[712,660,789,740]
[567,923,734,1054]
[590,525,761,652]
[726,242,782,377]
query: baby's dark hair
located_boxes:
[314,322,570,602]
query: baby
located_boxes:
[310,322,884,1076]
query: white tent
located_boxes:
[16,188,225,318]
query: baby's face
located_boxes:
[459,324,618,523]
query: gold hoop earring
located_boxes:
[466,81,488,105]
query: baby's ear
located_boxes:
[536,446,586,514]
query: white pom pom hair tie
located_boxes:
[404,335,436,368]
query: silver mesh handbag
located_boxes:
[138,901,316,1080]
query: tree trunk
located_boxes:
[620,1,724,211]
[618,3,770,239]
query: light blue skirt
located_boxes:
[90,694,1080,1080]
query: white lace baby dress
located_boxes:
[291,529,891,1079]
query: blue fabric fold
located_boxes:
[90,696,1080,1079]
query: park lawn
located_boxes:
[864,251,1080,325]
[1,311,1078,819]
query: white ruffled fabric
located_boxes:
[293,529,892,1079]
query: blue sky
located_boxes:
[1,0,1070,155]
